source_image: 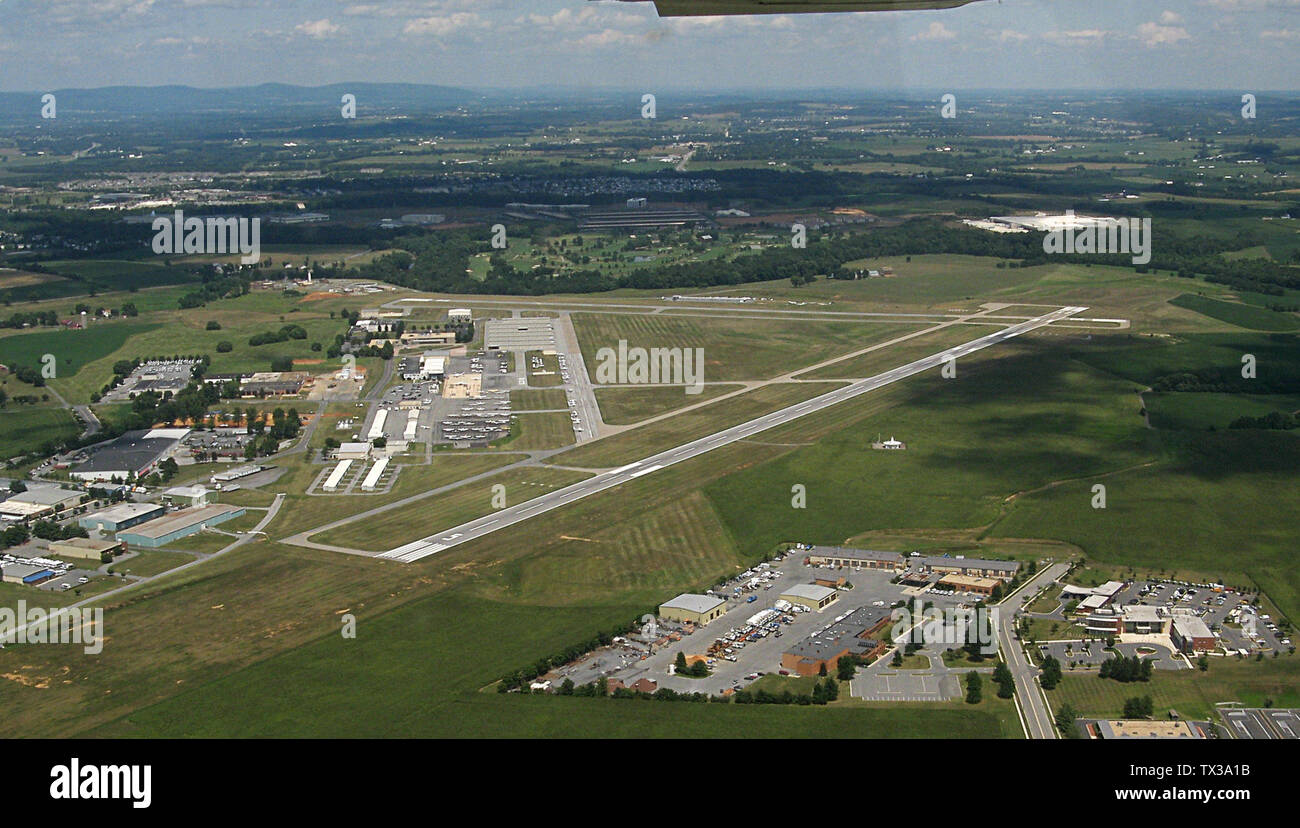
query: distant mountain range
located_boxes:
[0,83,477,119]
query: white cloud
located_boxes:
[295,18,341,39]
[403,12,483,37]
[1137,21,1191,46]
[1160,10,1184,23]
[912,21,956,42]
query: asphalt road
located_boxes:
[998,561,1071,739]
[378,305,1087,562]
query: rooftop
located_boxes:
[807,546,903,563]
[84,502,165,524]
[120,504,243,540]
[660,593,725,615]
[781,583,838,602]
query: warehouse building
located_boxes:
[322,459,353,492]
[68,428,189,482]
[78,502,166,533]
[337,442,371,461]
[920,556,1020,582]
[116,504,247,549]
[1171,614,1217,654]
[805,546,904,571]
[658,593,727,626]
[448,308,473,324]
[0,500,55,522]
[780,583,840,612]
[49,537,125,561]
[780,606,891,677]
[5,485,85,514]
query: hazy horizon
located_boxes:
[1,0,1298,93]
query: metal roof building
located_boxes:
[658,593,727,626]
[116,504,246,549]
[78,502,166,533]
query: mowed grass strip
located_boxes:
[594,383,745,425]
[526,350,563,387]
[795,323,990,380]
[572,311,926,382]
[510,388,567,411]
[559,381,845,469]
[311,466,592,552]
[497,411,575,450]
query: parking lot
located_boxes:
[558,548,984,697]
[1037,639,1189,671]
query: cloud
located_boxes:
[294,19,341,39]
[1160,10,1184,23]
[1137,21,1191,46]
[1260,27,1300,40]
[1043,29,1112,44]
[997,29,1030,43]
[403,12,484,37]
[912,21,956,42]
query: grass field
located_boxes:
[311,466,592,551]
[84,586,1010,738]
[526,350,563,387]
[108,550,195,578]
[572,312,926,382]
[1144,391,1300,431]
[268,453,518,540]
[509,389,567,411]
[795,323,989,380]
[1169,293,1300,331]
[497,412,575,450]
[1048,656,1300,720]
[594,383,745,425]
[0,407,80,458]
[0,321,159,385]
[560,381,844,469]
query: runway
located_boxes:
[379,305,1087,562]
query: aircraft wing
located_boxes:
[603,0,985,15]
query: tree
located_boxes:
[1123,695,1154,719]
[891,649,903,668]
[964,671,983,704]
[674,651,688,674]
[216,341,233,353]
[993,661,1015,699]
[818,662,827,677]
[206,320,222,331]
[837,655,857,681]
[1039,655,1062,690]
[1055,703,1081,738]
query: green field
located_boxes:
[796,323,989,380]
[497,412,576,450]
[1144,391,1300,431]
[510,388,567,411]
[0,321,159,384]
[311,466,592,551]
[108,550,195,578]
[594,383,745,425]
[1048,656,1300,721]
[573,311,926,382]
[1169,293,1300,331]
[0,407,80,458]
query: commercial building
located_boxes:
[780,605,891,677]
[1171,614,1217,653]
[68,428,189,482]
[116,504,247,549]
[400,331,457,348]
[1122,605,1171,635]
[49,537,125,561]
[483,317,557,352]
[1087,720,1206,740]
[805,546,904,571]
[209,465,263,487]
[78,502,166,533]
[421,355,447,378]
[780,583,840,612]
[447,308,473,324]
[241,371,308,397]
[0,500,56,521]
[920,556,1020,582]
[1,562,56,585]
[937,573,999,596]
[658,593,727,626]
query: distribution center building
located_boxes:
[780,583,840,612]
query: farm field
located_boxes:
[0,407,80,458]
[1169,293,1300,331]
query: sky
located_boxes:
[1,0,1299,92]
